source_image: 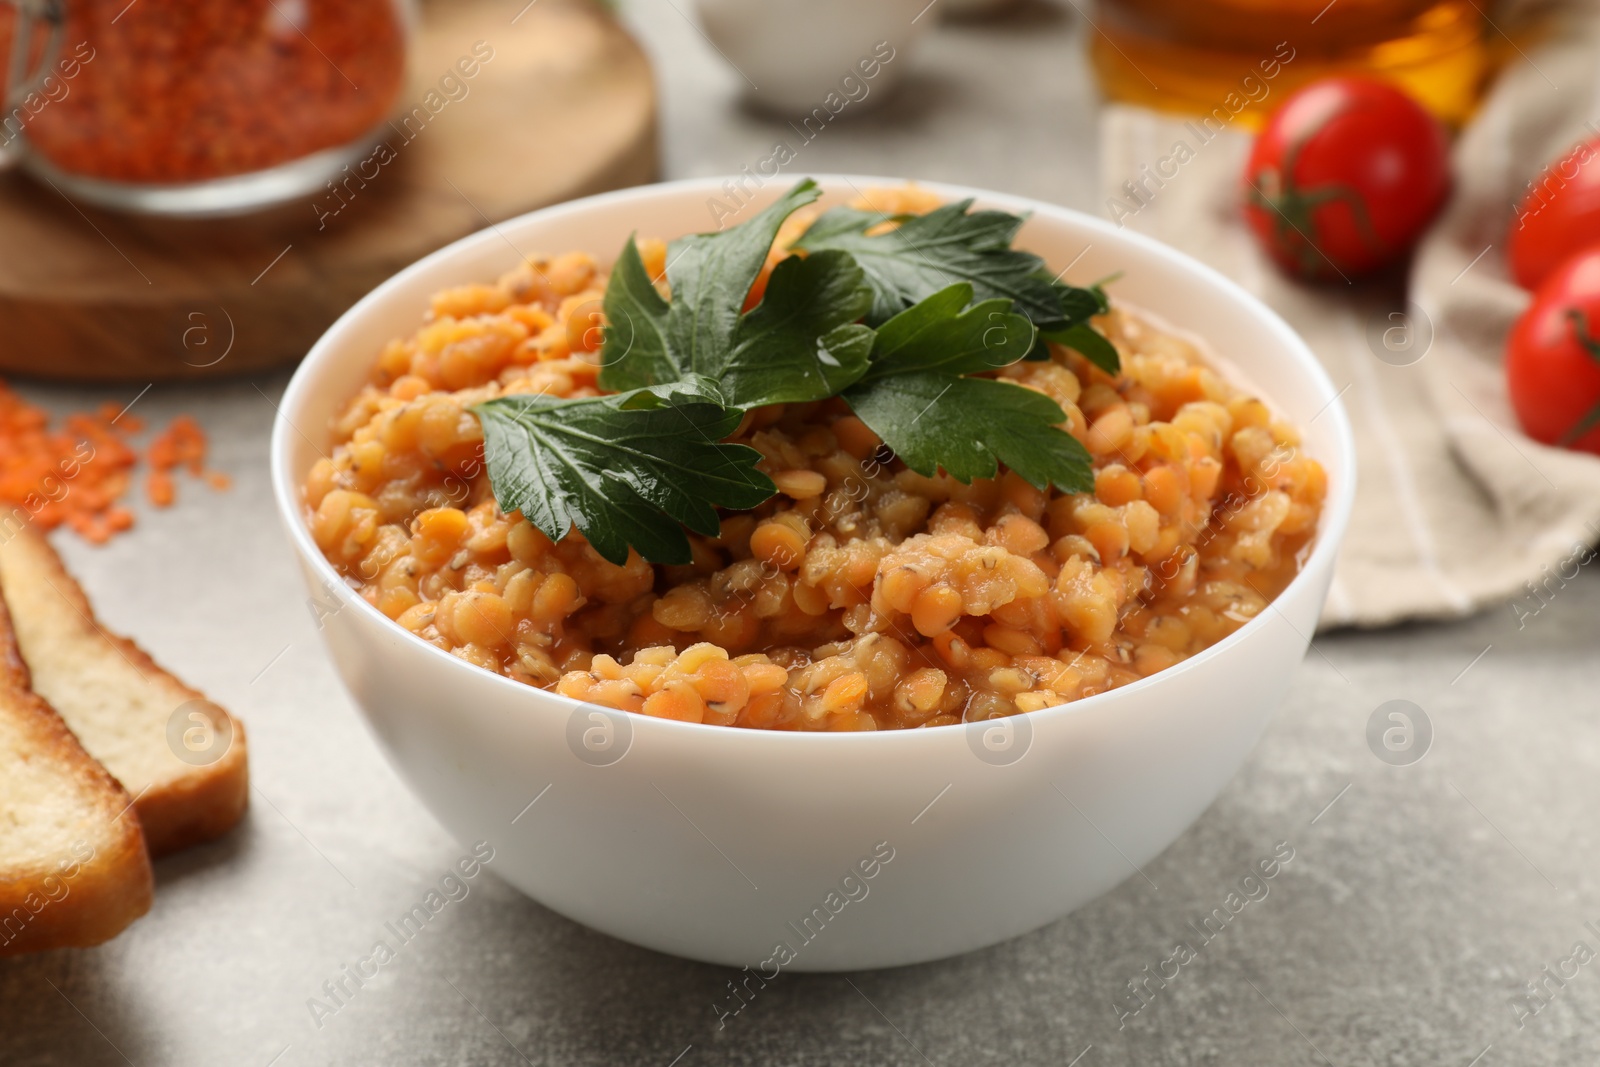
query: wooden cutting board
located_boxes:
[0,0,657,382]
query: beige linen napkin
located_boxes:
[1100,11,1600,629]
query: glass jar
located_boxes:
[1090,0,1492,127]
[0,0,411,215]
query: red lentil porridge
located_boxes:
[306,189,1327,732]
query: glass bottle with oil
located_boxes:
[1090,0,1495,126]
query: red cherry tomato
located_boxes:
[1242,77,1451,281]
[1506,246,1600,454]
[1508,135,1600,291]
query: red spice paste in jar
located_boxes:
[6,0,407,183]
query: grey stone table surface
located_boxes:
[4,3,1599,1065]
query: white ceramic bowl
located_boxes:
[271,176,1355,971]
[694,0,928,115]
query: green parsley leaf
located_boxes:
[593,235,672,387]
[599,179,874,407]
[845,374,1092,493]
[864,283,1035,378]
[795,199,1069,328]
[471,388,775,566]
[1049,276,1110,327]
[1041,322,1121,376]
[1031,278,1120,374]
[842,288,1094,494]
[614,374,729,409]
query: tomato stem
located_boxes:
[1559,310,1600,446]
[1247,140,1385,278]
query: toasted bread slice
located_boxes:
[0,529,248,858]
[0,587,153,956]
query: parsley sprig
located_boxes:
[599,180,874,407]
[793,198,1120,375]
[472,180,1117,565]
[842,284,1093,493]
[793,199,1065,325]
[472,382,774,565]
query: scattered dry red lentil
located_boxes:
[0,382,225,544]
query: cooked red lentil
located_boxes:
[306,190,1327,731]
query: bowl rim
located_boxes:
[270,173,1357,746]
